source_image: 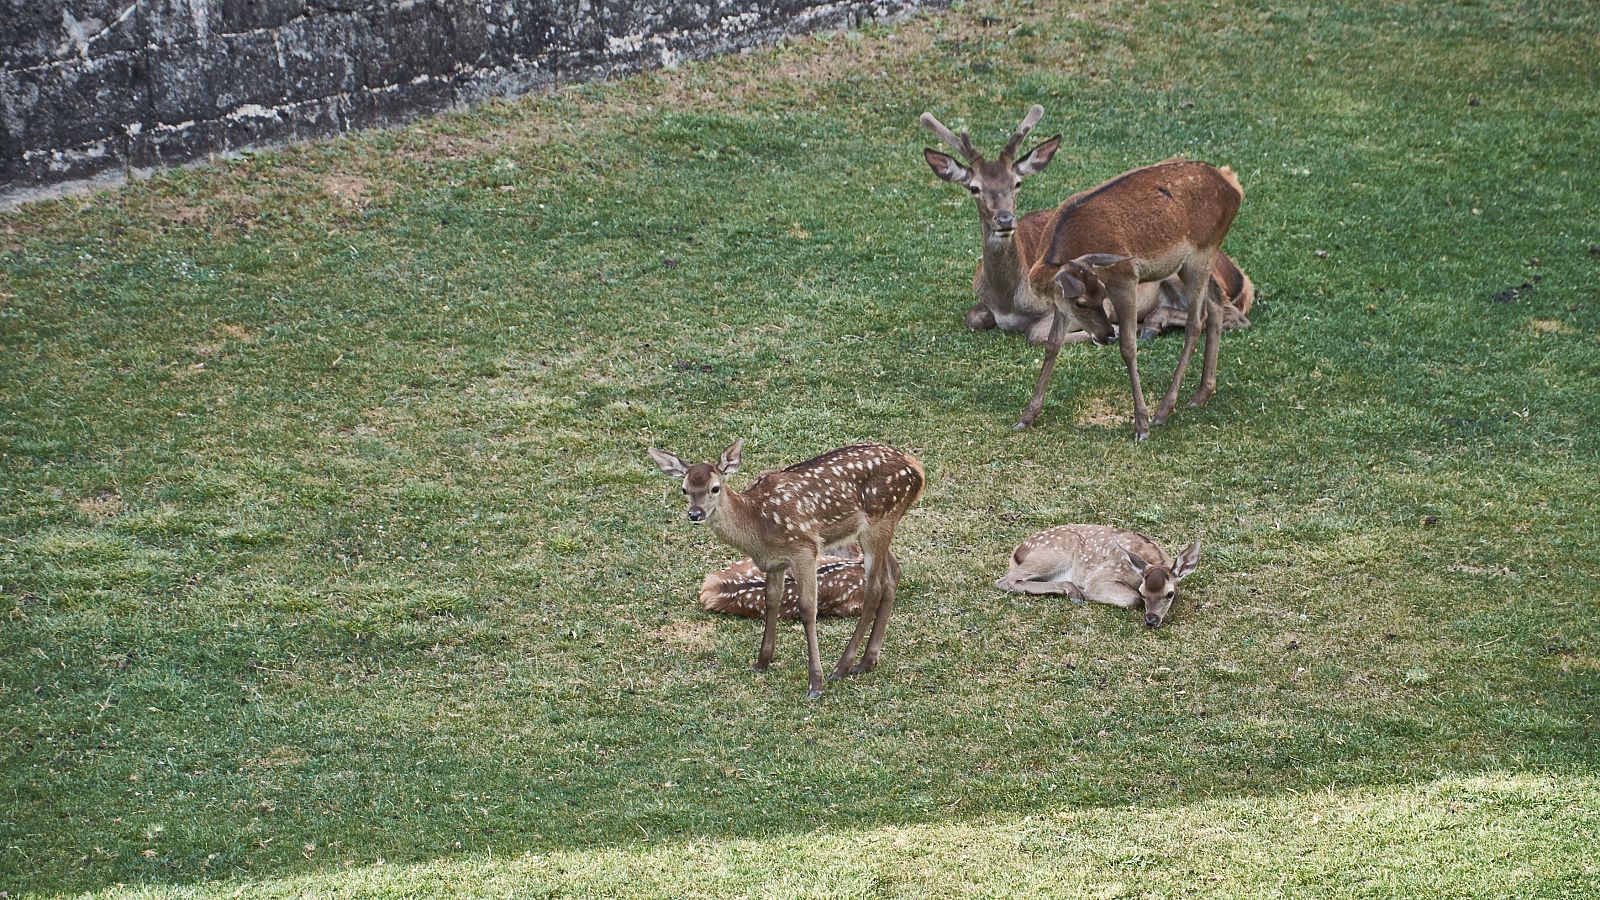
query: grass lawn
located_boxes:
[3,0,1598,896]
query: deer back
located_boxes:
[1028,160,1244,293]
[723,444,925,555]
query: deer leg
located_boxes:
[1154,256,1216,425]
[1190,291,1225,408]
[831,546,882,680]
[966,302,997,330]
[854,529,899,675]
[753,562,787,672]
[1141,280,1186,340]
[790,551,824,699]
[1014,303,1074,429]
[1095,591,1143,610]
[1105,279,1150,440]
[996,577,1087,603]
[1026,313,1092,346]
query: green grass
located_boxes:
[3,0,1598,896]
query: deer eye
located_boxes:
[711,485,721,494]
[1074,297,1089,308]
[1013,180,1022,188]
[680,486,687,495]
[968,185,980,194]
[1166,590,1175,599]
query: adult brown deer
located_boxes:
[1017,158,1244,437]
[996,525,1200,629]
[699,548,875,619]
[920,106,1254,347]
[649,440,923,699]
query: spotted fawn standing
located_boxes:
[649,440,924,698]
[997,525,1200,628]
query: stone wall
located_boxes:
[1,0,944,206]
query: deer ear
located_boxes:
[1172,541,1201,580]
[1055,267,1087,298]
[716,438,744,476]
[1120,544,1152,576]
[924,148,972,184]
[1013,134,1061,176]
[1072,253,1130,272]
[648,447,689,478]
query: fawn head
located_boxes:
[1054,253,1131,345]
[1119,540,1200,628]
[648,439,743,523]
[922,105,1061,240]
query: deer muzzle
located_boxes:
[687,508,707,523]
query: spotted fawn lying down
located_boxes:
[700,547,882,619]
[649,440,924,698]
[996,525,1199,628]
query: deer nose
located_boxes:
[1144,614,1161,628]
[994,212,1016,231]
[687,509,706,522]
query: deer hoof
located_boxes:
[751,661,770,673]
[1133,428,1150,442]
[966,305,998,330]
[826,670,846,682]
[805,688,823,701]
[1012,419,1032,431]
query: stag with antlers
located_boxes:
[921,106,1255,345]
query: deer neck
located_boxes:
[707,490,773,563]
[978,223,1030,314]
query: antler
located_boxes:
[919,111,979,162]
[1000,104,1044,161]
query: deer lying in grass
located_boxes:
[920,106,1254,347]
[997,525,1200,629]
[649,440,923,698]
[700,547,878,619]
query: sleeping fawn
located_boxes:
[649,440,924,698]
[997,525,1200,629]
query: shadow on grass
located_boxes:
[6,601,1595,896]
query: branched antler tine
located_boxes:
[920,111,978,162]
[1001,104,1045,160]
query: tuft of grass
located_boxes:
[3,1,1598,896]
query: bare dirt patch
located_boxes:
[1077,393,1130,427]
[650,618,718,651]
[244,747,307,770]
[1446,563,1514,576]
[1528,319,1567,335]
[195,324,260,359]
[321,174,374,209]
[76,491,124,521]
